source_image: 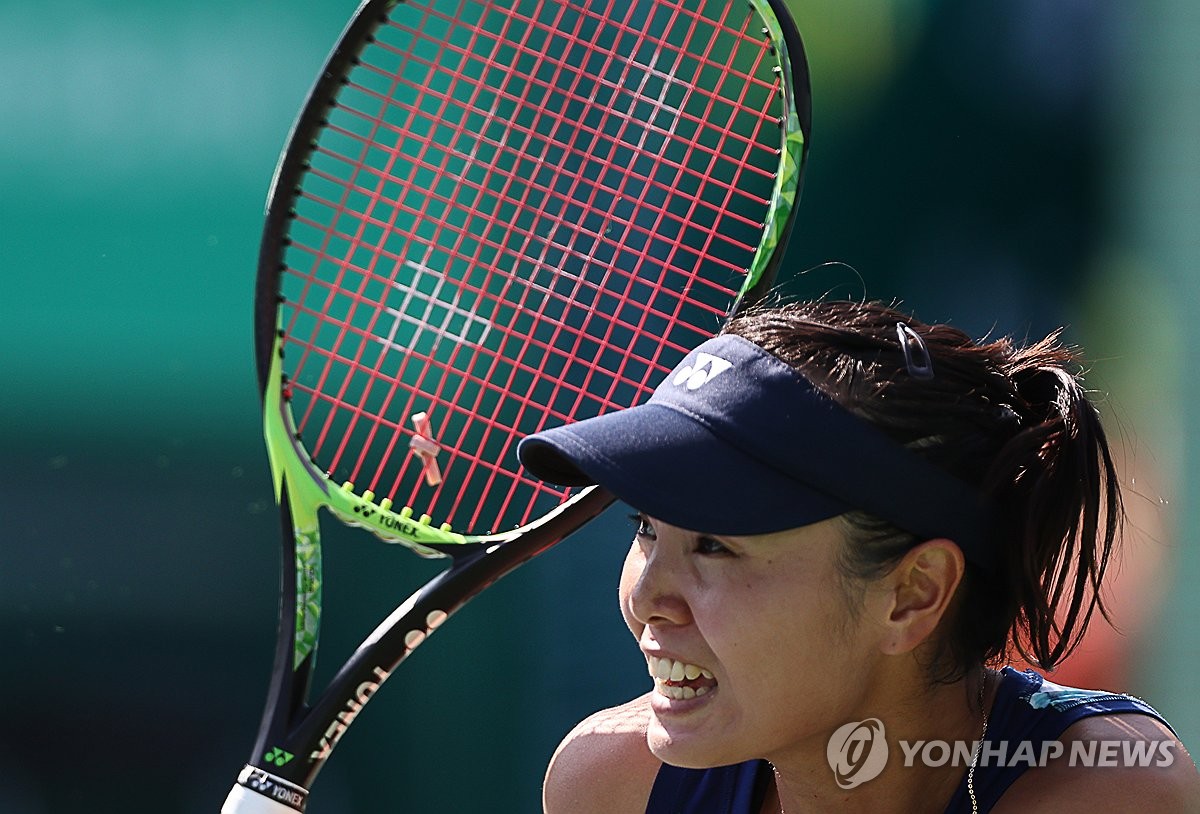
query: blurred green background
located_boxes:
[2,0,1197,811]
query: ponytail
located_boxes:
[995,338,1121,669]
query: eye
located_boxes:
[628,512,656,540]
[694,535,732,557]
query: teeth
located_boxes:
[656,685,707,700]
[646,656,715,695]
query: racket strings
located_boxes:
[292,1,758,473]
[295,9,772,525]
[278,0,787,533]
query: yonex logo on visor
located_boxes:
[671,352,734,390]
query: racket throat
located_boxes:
[310,665,393,761]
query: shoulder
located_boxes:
[543,693,663,814]
[993,712,1200,812]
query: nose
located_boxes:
[622,536,692,629]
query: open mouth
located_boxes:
[647,655,718,700]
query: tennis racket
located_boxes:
[222,0,810,811]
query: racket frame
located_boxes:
[228,0,812,807]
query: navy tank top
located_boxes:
[645,667,1171,814]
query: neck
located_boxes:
[764,668,995,814]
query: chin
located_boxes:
[646,717,743,770]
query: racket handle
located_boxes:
[221,769,308,813]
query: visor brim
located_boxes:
[518,403,851,535]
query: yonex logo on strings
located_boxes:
[672,352,734,390]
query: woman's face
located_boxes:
[619,514,890,769]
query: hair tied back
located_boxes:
[896,322,934,380]
[994,403,1022,427]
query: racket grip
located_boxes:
[221,771,307,814]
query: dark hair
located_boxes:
[723,299,1121,681]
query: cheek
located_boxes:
[618,543,644,639]
[704,578,863,682]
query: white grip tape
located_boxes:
[221,766,308,814]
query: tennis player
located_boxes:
[518,300,1200,813]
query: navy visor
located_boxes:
[518,334,994,569]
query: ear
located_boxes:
[876,539,965,656]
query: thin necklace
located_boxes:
[966,669,991,814]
